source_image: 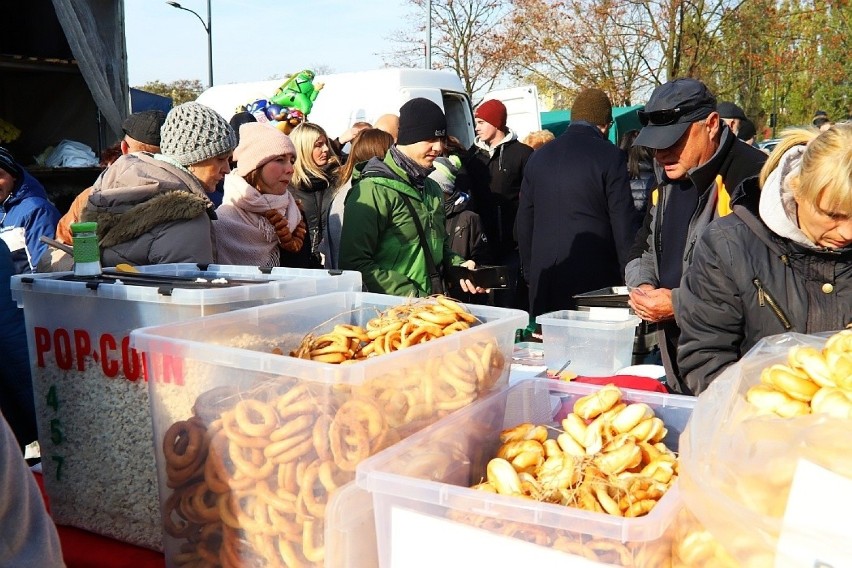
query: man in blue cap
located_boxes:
[625,78,767,393]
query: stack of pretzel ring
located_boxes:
[289,295,478,363]
[159,301,508,567]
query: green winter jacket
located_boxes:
[339,152,464,296]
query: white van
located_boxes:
[196,68,476,149]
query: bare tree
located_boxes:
[385,0,513,100]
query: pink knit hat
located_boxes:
[233,122,296,176]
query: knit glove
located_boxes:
[264,210,304,253]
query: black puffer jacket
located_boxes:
[466,132,533,255]
[289,167,340,264]
[677,175,852,395]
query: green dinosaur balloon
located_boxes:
[270,70,324,118]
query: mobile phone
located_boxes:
[447,265,510,289]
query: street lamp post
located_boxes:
[166,0,213,88]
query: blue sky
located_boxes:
[124,0,418,88]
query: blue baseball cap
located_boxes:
[635,78,717,150]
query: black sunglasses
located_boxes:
[638,104,704,126]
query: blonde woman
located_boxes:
[288,122,342,267]
[677,124,852,395]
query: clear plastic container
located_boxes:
[536,310,641,376]
[357,379,696,567]
[131,292,527,567]
[9,264,361,550]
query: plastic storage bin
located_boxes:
[357,378,695,567]
[573,286,659,364]
[131,291,527,567]
[536,309,641,376]
[10,264,361,550]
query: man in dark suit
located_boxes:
[517,88,635,318]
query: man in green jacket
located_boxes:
[340,98,478,296]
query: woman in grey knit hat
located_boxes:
[83,102,236,266]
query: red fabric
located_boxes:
[33,472,165,568]
[574,374,669,393]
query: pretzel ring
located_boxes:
[275,383,314,407]
[182,481,221,524]
[333,324,370,342]
[436,295,477,323]
[257,480,298,515]
[277,538,307,568]
[195,522,223,565]
[193,385,240,423]
[270,413,313,443]
[204,430,256,492]
[310,343,352,357]
[163,486,195,538]
[313,414,333,461]
[221,410,270,449]
[276,398,318,422]
[366,320,403,340]
[234,399,278,438]
[229,440,274,480]
[270,436,315,465]
[329,417,371,471]
[298,460,332,518]
[311,352,349,364]
[276,460,300,496]
[264,429,312,460]
[163,418,207,471]
[302,518,325,563]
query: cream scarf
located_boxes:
[214,173,302,267]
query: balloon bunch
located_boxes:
[237,69,324,135]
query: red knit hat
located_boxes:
[475,99,507,130]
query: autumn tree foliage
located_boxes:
[388,0,849,132]
[135,79,204,106]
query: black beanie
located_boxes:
[0,147,22,179]
[397,98,447,145]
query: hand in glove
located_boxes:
[264,210,304,253]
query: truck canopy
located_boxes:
[541,105,644,145]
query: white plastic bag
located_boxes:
[677,332,852,567]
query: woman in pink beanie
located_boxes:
[214,122,308,267]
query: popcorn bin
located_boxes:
[356,379,695,567]
[130,292,527,567]
[10,264,361,550]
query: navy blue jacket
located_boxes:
[1,170,61,274]
[0,239,37,450]
[517,122,635,317]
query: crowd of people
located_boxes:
[0,80,849,506]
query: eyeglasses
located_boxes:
[638,104,703,126]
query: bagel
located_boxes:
[760,364,820,402]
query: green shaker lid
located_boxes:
[70,222,98,233]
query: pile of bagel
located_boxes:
[746,329,852,418]
[446,384,678,565]
[473,384,678,517]
[288,295,477,363]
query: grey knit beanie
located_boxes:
[160,102,237,166]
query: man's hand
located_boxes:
[265,210,304,253]
[458,259,487,295]
[628,284,674,323]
